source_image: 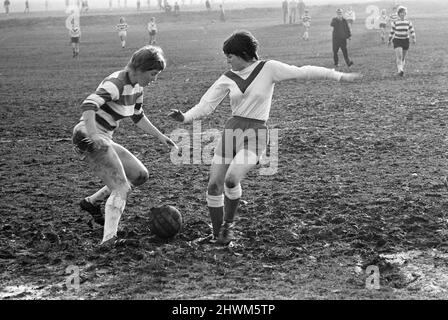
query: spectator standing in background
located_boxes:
[219,4,225,22]
[297,0,305,19]
[289,0,297,24]
[282,0,288,24]
[4,0,10,15]
[331,8,353,68]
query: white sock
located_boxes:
[101,191,126,243]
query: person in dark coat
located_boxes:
[330,8,353,68]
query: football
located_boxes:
[148,205,183,238]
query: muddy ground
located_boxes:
[1,2,448,302]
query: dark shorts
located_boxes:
[215,116,268,160]
[71,37,80,43]
[149,30,156,36]
[393,38,410,50]
[379,23,387,28]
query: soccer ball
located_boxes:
[148,205,183,238]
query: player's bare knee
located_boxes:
[207,181,224,196]
[132,169,149,186]
[224,176,239,189]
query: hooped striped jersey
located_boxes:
[389,13,399,25]
[80,70,144,133]
[182,60,343,123]
[116,22,128,32]
[302,14,311,24]
[389,19,415,40]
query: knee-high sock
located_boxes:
[206,192,224,236]
[88,186,110,205]
[224,184,242,223]
[102,190,127,243]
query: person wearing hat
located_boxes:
[330,8,353,68]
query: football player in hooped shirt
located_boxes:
[169,30,362,245]
[73,46,177,247]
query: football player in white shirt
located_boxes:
[169,30,362,245]
[378,9,389,43]
[147,17,158,44]
[69,26,81,58]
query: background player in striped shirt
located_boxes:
[378,9,389,44]
[69,26,81,58]
[116,17,129,48]
[301,9,311,41]
[72,46,177,247]
[169,30,361,245]
[389,5,399,26]
[388,6,416,76]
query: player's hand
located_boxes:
[159,134,179,151]
[340,72,362,82]
[168,109,185,122]
[387,40,391,47]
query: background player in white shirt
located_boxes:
[69,26,81,58]
[169,30,361,245]
[378,9,389,44]
[147,17,158,45]
[301,9,311,40]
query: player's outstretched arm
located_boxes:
[136,114,178,150]
[270,61,362,82]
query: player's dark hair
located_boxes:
[223,30,259,62]
[127,45,166,72]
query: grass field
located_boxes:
[1,1,448,301]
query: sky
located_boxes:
[3,0,443,13]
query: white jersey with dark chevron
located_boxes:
[183,60,343,123]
